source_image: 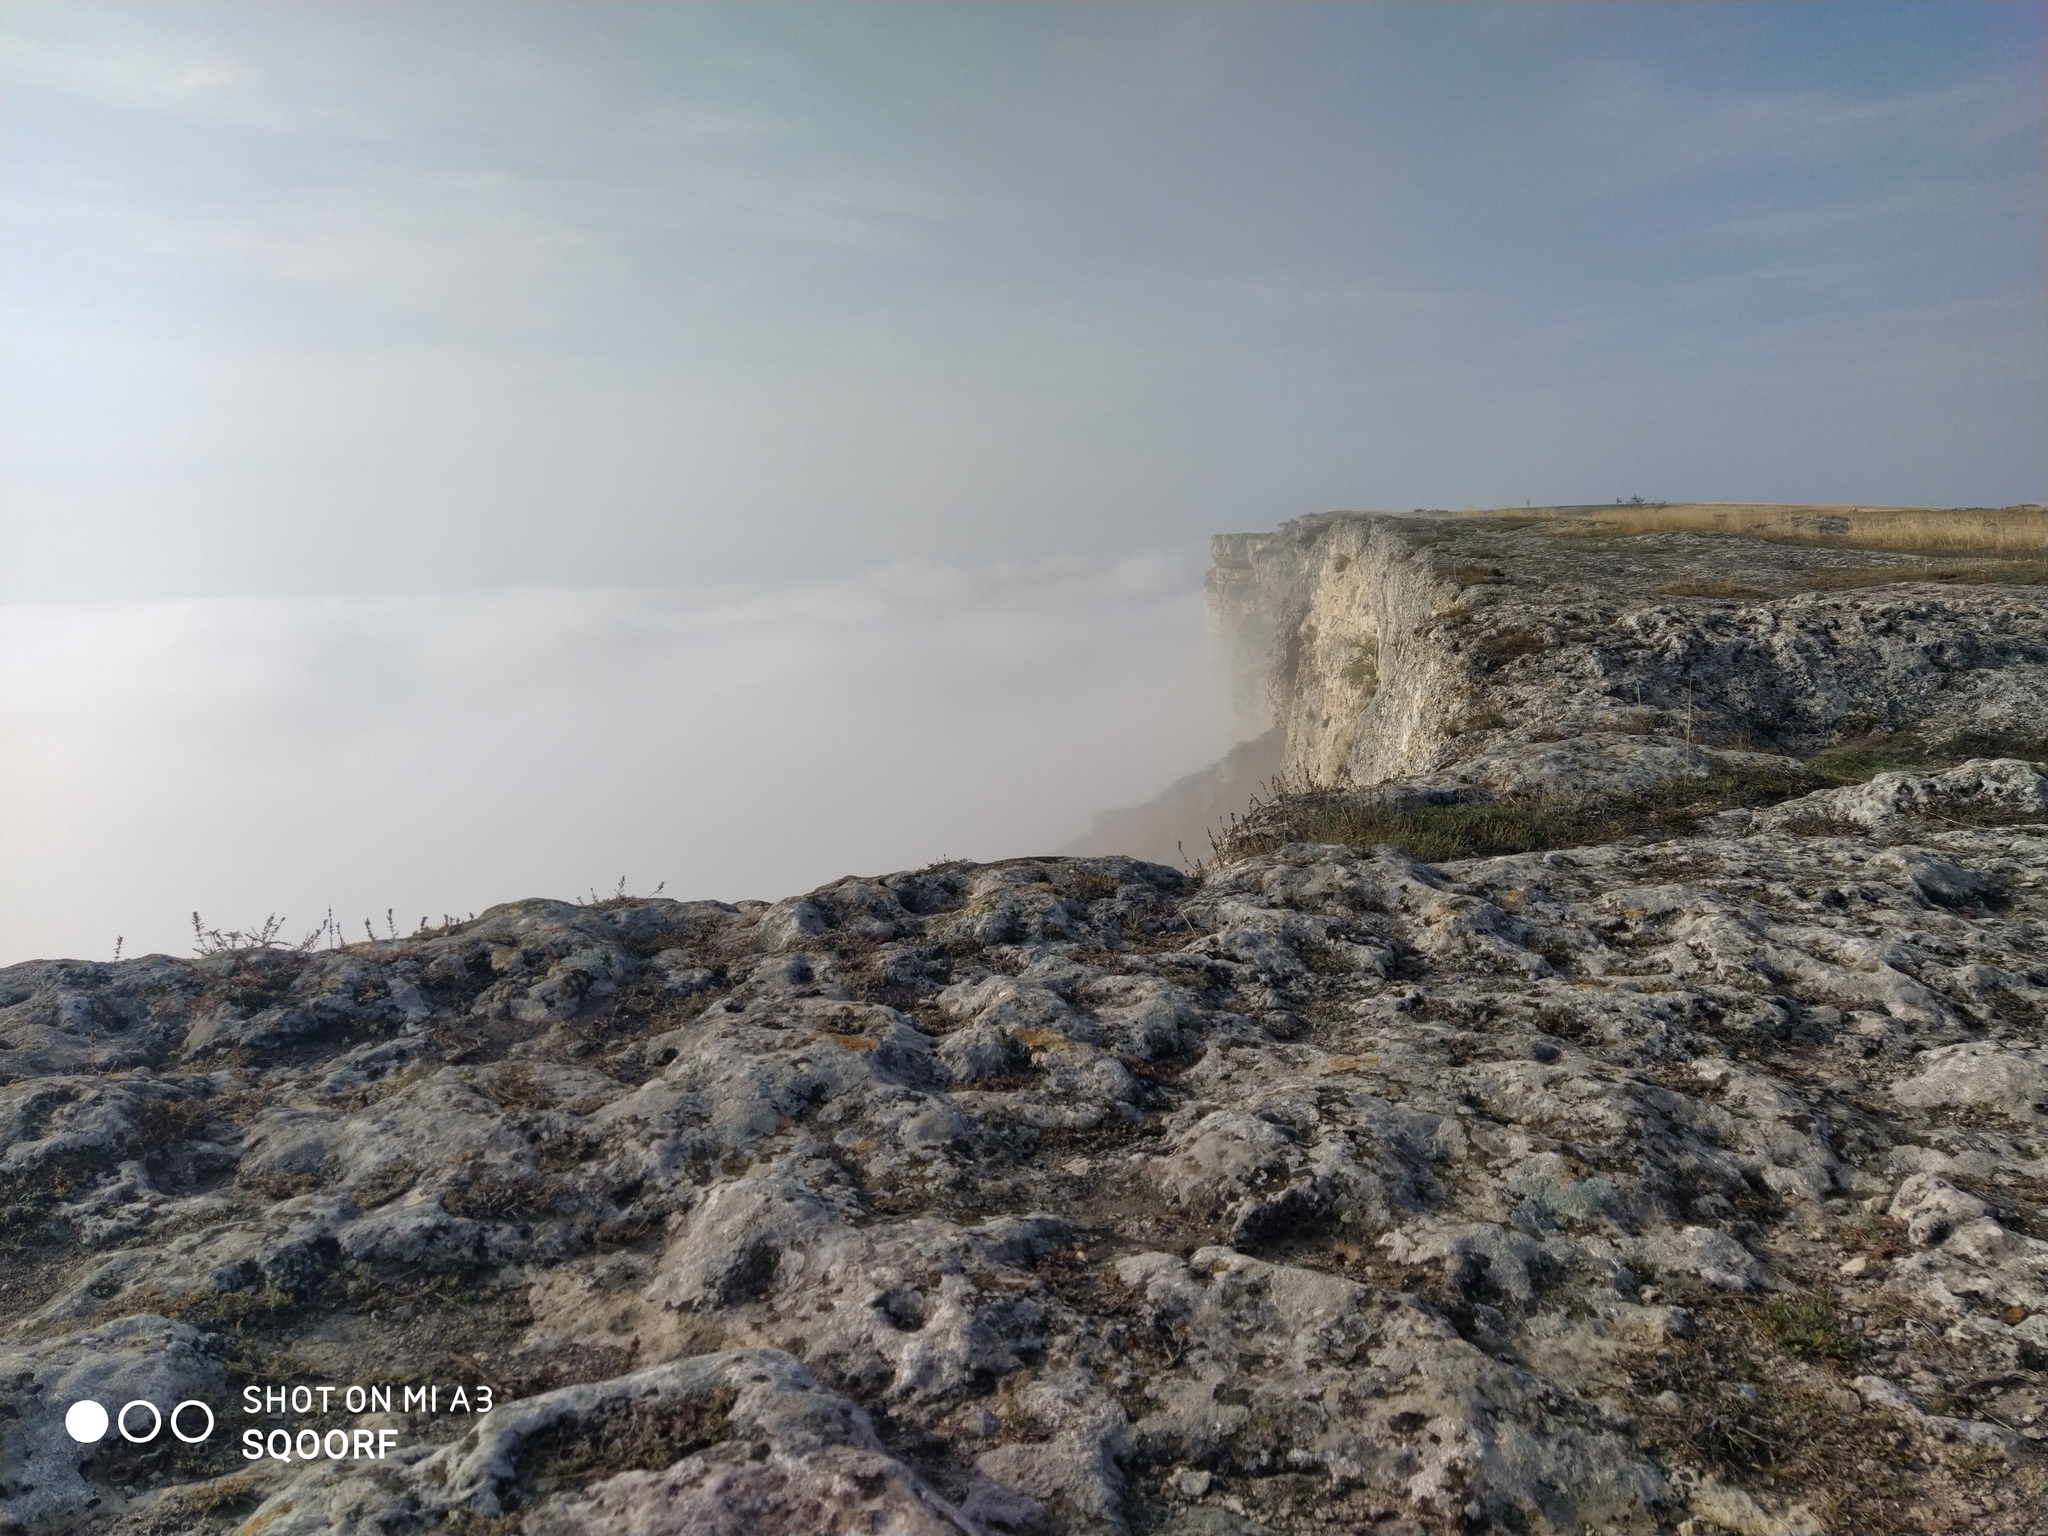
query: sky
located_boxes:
[2,2,2044,962]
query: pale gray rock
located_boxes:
[0,1315,226,1531]
[1754,758,2048,835]
[1634,1226,1775,1293]
[4,522,2046,1534]
[1206,512,2048,798]
[1892,1040,2048,1126]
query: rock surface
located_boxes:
[4,757,2046,1533]
[1207,512,2048,796]
[4,514,2046,1535]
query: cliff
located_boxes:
[1206,507,2048,801]
[1059,729,1285,868]
[4,508,2047,1536]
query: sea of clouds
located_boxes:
[0,553,1234,965]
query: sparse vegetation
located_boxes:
[1339,638,1379,689]
[1655,564,2044,597]
[1658,578,1768,598]
[1796,559,2045,589]
[350,1160,420,1207]
[1759,1291,1864,1364]
[1437,561,1507,587]
[583,876,667,908]
[1624,1304,1912,1529]
[1206,724,2048,868]
[177,1474,262,1516]
[1472,624,1548,667]
[0,1153,98,1249]
[488,1061,555,1110]
[1207,763,1823,866]
[511,1390,736,1504]
[1808,729,2048,782]
[131,1093,214,1159]
[190,911,293,955]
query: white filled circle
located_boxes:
[64,1401,109,1444]
[118,1399,162,1443]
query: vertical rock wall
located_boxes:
[1207,511,2048,797]
[1206,514,1461,787]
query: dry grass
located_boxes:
[1203,721,2048,868]
[510,1389,736,1505]
[1615,1285,2044,1534]
[1620,1297,1914,1531]
[1658,578,1769,598]
[1453,502,2046,562]
[1657,561,2045,600]
[1206,763,1823,866]
[1795,559,2045,589]
[1807,728,2048,783]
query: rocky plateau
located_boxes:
[3,510,2046,1536]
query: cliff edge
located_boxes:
[1207,506,2048,802]
[4,507,2046,1536]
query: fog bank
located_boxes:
[0,554,1230,965]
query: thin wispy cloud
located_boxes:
[0,28,244,113]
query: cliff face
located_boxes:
[1206,511,2048,797]
[1058,729,1285,867]
[1207,516,1462,786]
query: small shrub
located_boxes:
[131,1095,214,1159]
[1339,639,1379,689]
[238,1170,322,1200]
[351,1161,420,1207]
[1473,625,1547,667]
[490,1063,554,1111]
[190,912,292,956]
[442,1167,564,1222]
[0,1151,103,1247]
[176,1474,261,1516]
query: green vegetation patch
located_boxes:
[1758,1291,1864,1364]
[1807,729,2048,784]
[1339,639,1379,689]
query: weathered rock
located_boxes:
[3,521,2046,1534]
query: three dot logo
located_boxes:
[63,1398,214,1445]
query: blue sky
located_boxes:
[1,2,2043,961]
[3,1,2041,601]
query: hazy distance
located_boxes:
[2,2,2042,962]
